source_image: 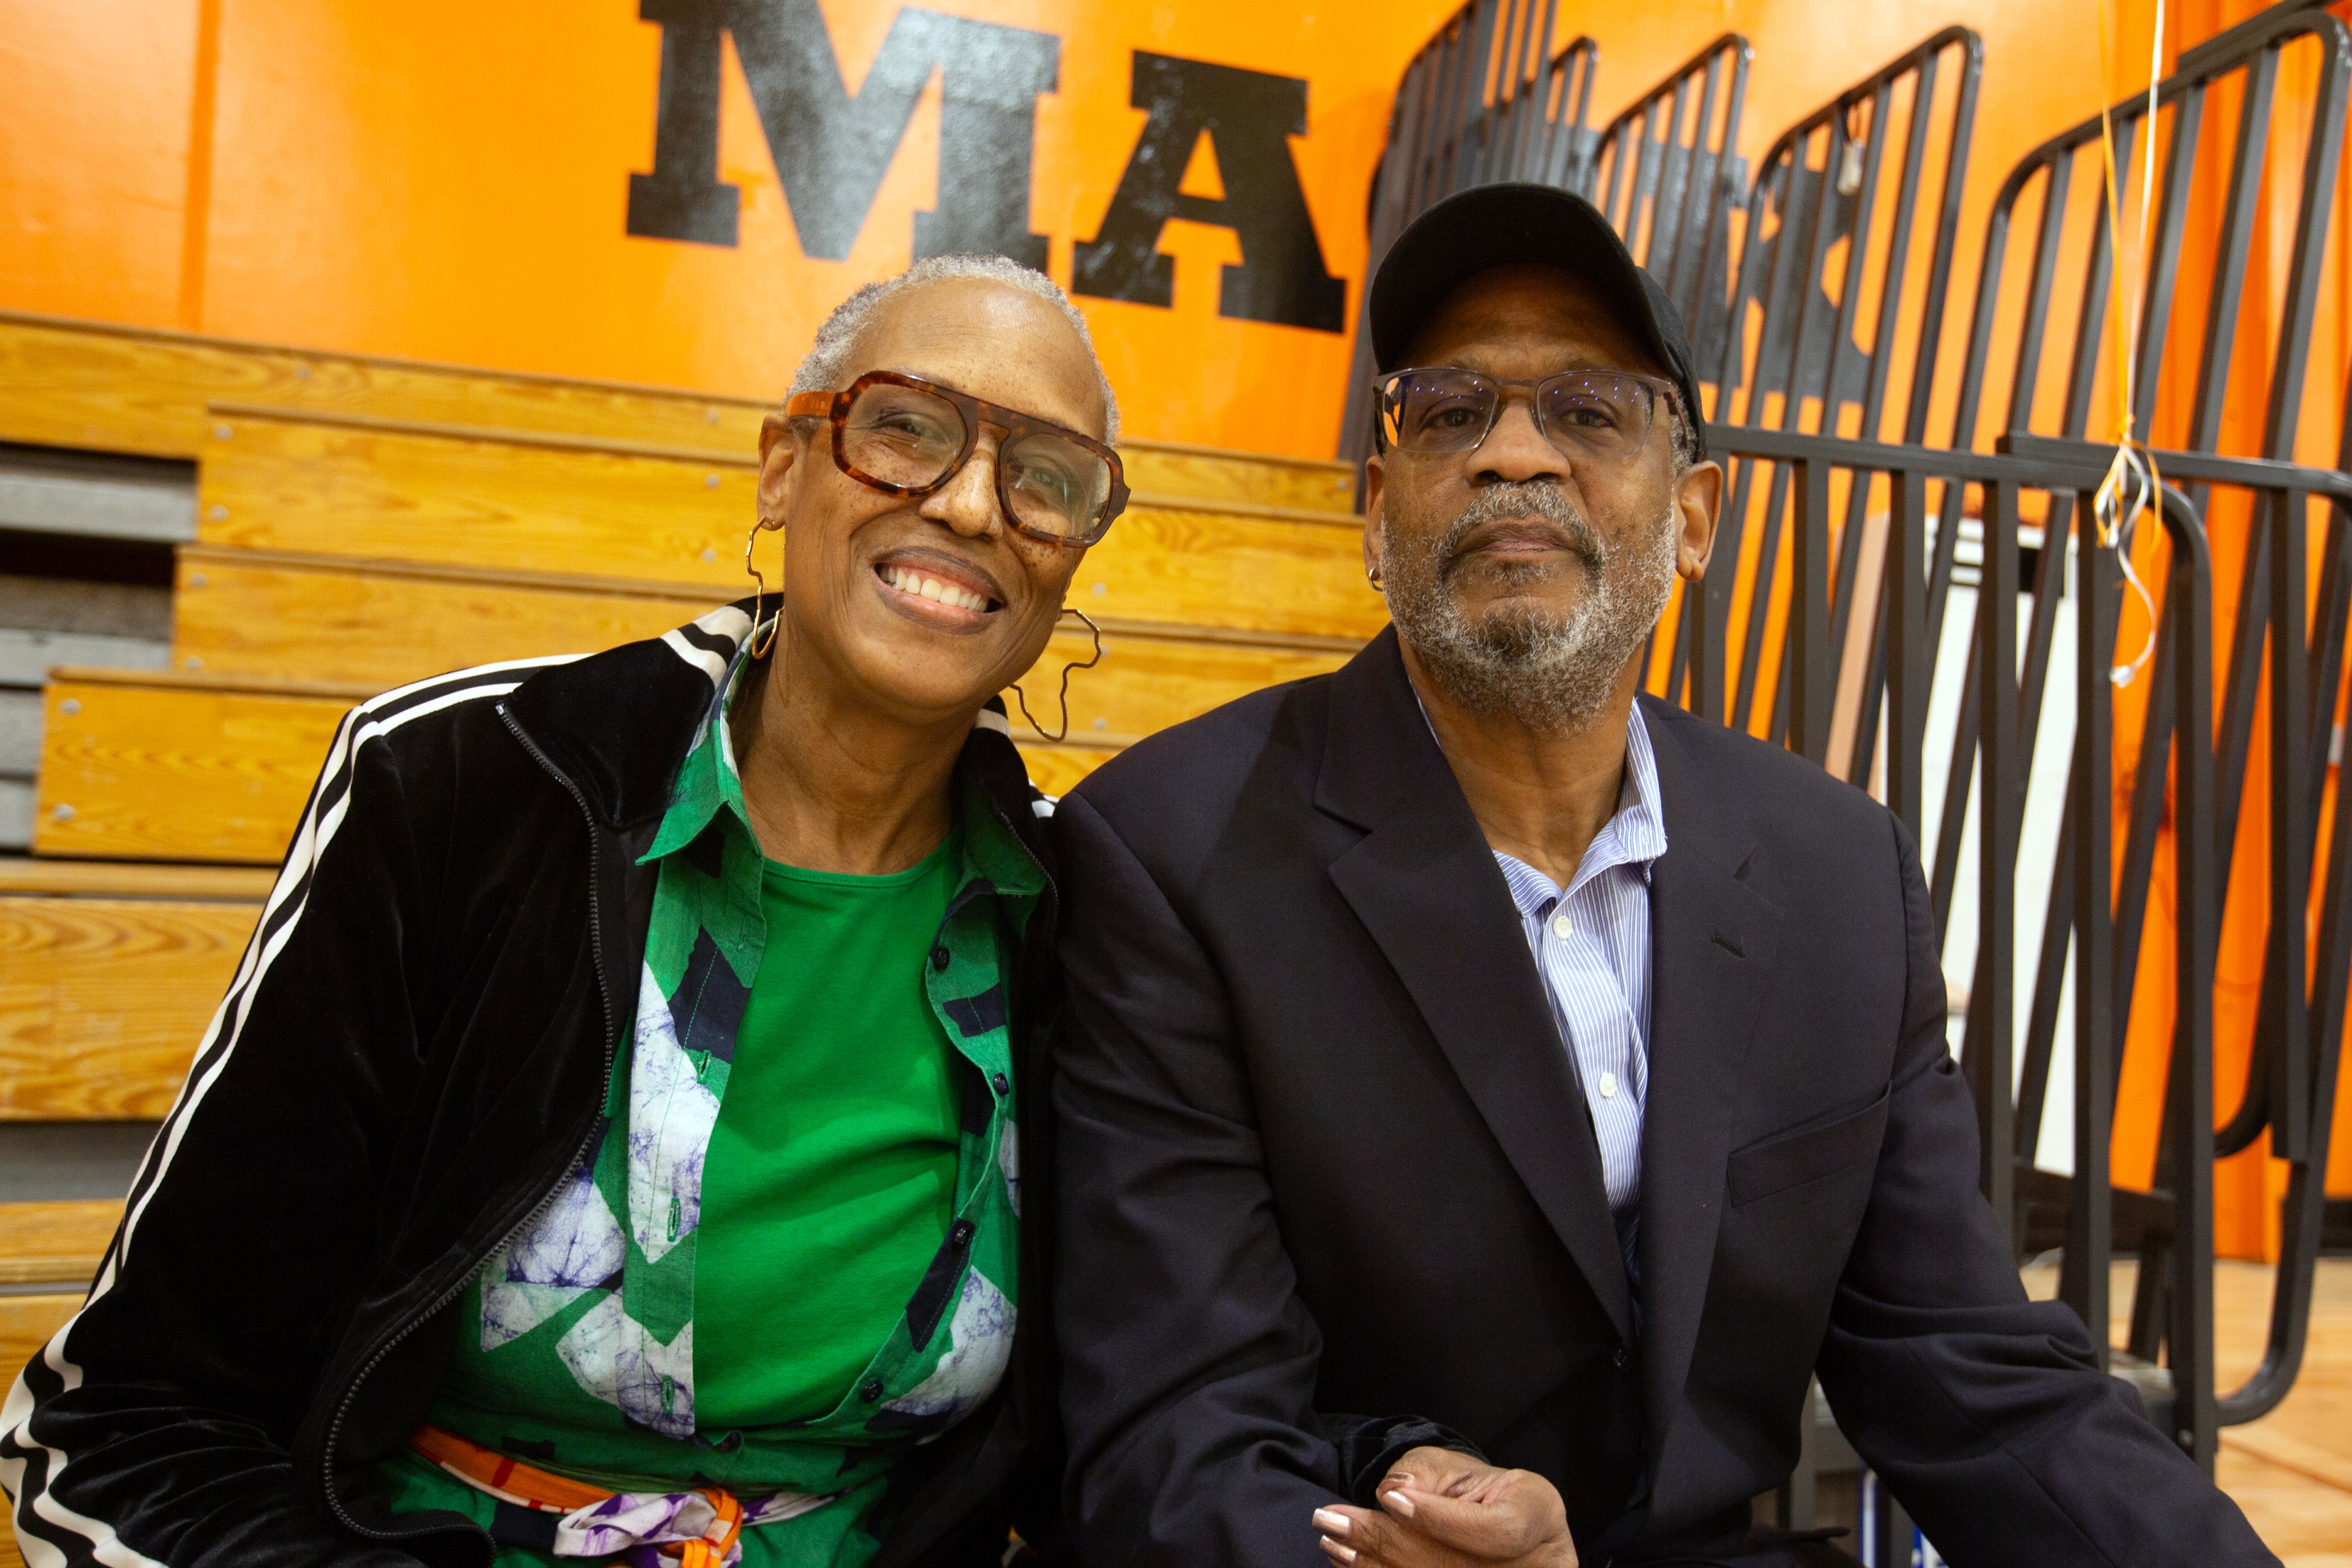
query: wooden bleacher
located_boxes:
[0,312,1375,1391]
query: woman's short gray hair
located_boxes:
[786,254,1120,445]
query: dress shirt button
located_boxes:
[1598,1070,1619,1099]
[1550,913,1572,940]
[930,946,950,971]
[990,1072,1010,1095]
[861,1379,884,1403]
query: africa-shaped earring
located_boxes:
[744,516,785,658]
[1009,606,1106,744]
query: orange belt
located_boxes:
[410,1425,745,1567]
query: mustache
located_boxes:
[1435,482,1604,578]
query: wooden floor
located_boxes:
[2024,1255,2352,1565]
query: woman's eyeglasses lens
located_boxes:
[842,381,1114,541]
[843,382,967,488]
[1379,369,1660,461]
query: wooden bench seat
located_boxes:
[29,668,1161,863]
[0,1200,123,1287]
[171,548,1360,699]
[192,407,1382,643]
[0,857,273,900]
[0,310,763,461]
[1,890,257,1116]
[0,313,1356,514]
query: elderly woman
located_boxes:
[4,255,1124,1568]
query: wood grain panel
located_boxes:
[0,897,252,1118]
[175,552,1357,713]
[33,679,348,862]
[0,312,762,459]
[0,858,274,900]
[0,1294,84,1397]
[197,412,759,588]
[1119,441,1355,514]
[1025,626,1346,742]
[0,1201,123,1287]
[173,551,707,688]
[193,411,1382,641]
[1072,503,1381,641]
[34,612,1325,861]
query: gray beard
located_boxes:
[1381,480,1678,734]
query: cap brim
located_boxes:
[1366,183,1704,458]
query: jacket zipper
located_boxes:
[315,707,624,1542]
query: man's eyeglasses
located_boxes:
[785,371,1128,548]
[1373,366,1679,465]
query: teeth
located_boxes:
[883,565,989,612]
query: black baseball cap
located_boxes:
[1367,182,1707,459]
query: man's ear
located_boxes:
[1673,459,1724,581]
[1362,453,1387,582]
[757,413,805,523]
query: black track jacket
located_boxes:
[2,605,1068,1568]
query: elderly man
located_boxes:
[1049,184,2271,1568]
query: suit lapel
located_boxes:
[1318,633,1632,1342]
[1634,700,1781,1477]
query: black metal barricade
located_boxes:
[1339,0,1601,470]
[1582,35,1752,375]
[1930,0,2352,1469]
[1669,30,1982,758]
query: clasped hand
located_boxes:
[1311,1446,1578,1568]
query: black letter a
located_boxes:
[1072,52,1346,333]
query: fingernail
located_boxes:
[1383,1490,1418,1518]
[1319,1540,1359,1566]
[1313,1509,1352,1539]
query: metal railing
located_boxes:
[1583,35,1752,373]
[1346,0,2352,1490]
[1672,29,1983,752]
[1931,1,2352,1464]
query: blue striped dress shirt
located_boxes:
[1491,703,1667,1232]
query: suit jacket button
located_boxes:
[861,1379,884,1403]
[1612,1346,1630,1370]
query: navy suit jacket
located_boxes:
[1049,628,2272,1567]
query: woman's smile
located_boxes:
[868,548,1006,633]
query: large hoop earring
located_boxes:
[1009,607,1105,744]
[744,518,783,658]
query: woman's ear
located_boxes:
[757,413,804,523]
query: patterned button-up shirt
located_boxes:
[1492,703,1667,1221]
[424,640,1039,1503]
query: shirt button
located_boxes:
[860,1379,884,1403]
[1550,913,1572,940]
[951,1219,976,1246]
[990,1072,1010,1095]
[930,946,950,971]
[1598,1070,1619,1099]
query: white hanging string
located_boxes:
[2093,0,2168,687]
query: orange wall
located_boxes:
[1,0,2143,458]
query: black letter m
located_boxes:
[627,0,1058,268]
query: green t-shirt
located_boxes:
[693,836,964,1427]
[378,650,1037,1568]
